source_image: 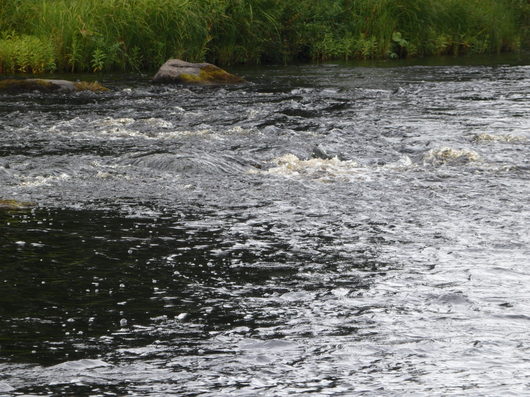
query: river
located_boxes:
[1,54,529,396]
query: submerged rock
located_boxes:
[0,78,108,93]
[0,199,34,210]
[422,147,480,166]
[153,59,244,85]
[472,133,527,143]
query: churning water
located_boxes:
[1,56,529,396]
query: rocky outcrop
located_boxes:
[153,59,244,85]
[0,79,109,93]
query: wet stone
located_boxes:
[152,59,245,85]
[0,78,108,93]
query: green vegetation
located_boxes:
[73,81,109,91]
[0,0,528,73]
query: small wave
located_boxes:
[55,116,175,130]
[50,359,111,371]
[422,147,480,166]
[48,116,257,140]
[0,381,14,392]
[472,133,527,143]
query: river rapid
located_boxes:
[0,55,529,396]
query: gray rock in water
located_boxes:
[0,78,108,93]
[311,145,348,161]
[312,145,334,160]
[153,59,244,85]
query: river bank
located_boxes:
[1,0,529,74]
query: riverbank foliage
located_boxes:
[0,0,528,73]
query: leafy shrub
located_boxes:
[0,33,56,73]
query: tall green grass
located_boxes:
[0,0,528,73]
[0,0,217,72]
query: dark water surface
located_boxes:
[1,55,529,396]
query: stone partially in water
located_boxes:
[422,147,480,166]
[0,78,108,93]
[0,199,34,210]
[153,59,245,85]
[472,133,527,143]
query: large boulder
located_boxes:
[153,59,244,85]
[0,78,108,93]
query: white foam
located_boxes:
[20,173,71,187]
[252,154,419,181]
[264,154,360,180]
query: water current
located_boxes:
[1,55,529,396]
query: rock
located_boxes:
[153,59,244,85]
[311,145,348,161]
[0,199,34,210]
[0,78,109,93]
[311,145,334,160]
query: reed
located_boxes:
[0,0,528,73]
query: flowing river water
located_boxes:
[0,55,529,396]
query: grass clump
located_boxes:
[0,0,528,73]
[178,65,245,84]
[73,81,109,92]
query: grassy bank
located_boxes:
[0,0,528,73]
